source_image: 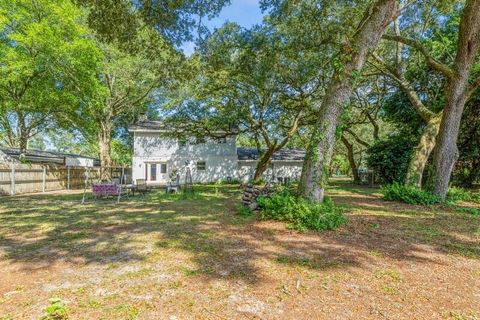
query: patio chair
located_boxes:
[136,179,150,196]
[166,174,180,194]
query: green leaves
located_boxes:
[0,0,103,148]
[258,189,347,231]
[382,183,442,205]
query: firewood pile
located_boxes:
[241,184,271,211]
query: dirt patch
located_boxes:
[0,183,479,319]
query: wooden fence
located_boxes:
[0,164,130,196]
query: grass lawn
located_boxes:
[0,181,479,319]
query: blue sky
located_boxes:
[181,0,264,55]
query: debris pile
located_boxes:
[241,184,270,211]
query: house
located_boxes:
[0,147,99,167]
[129,119,305,185]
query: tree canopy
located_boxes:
[1,0,479,201]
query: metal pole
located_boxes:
[67,166,71,190]
[42,166,46,192]
[10,163,15,195]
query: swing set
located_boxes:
[81,166,130,204]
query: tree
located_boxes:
[165,23,325,180]
[296,0,399,202]
[77,0,230,44]
[370,4,471,188]
[431,0,480,198]
[453,93,480,187]
[338,82,384,184]
[0,0,101,154]
[83,30,180,170]
[379,0,480,198]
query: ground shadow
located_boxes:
[0,183,479,285]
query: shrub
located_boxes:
[366,134,417,184]
[382,183,441,205]
[236,204,253,216]
[447,187,480,203]
[257,190,347,231]
[40,298,68,320]
[455,207,480,216]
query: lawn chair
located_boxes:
[136,179,150,196]
[166,174,180,194]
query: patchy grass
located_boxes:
[0,182,479,319]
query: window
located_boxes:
[215,137,227,144]
[150,164,157,181]
[197,161,206,171]
[160,163,167,174]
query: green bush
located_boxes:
[236,204,253,216]
[366,134,416,184]
[40,298,68,320]
[447,187,480,203]
[382,183,441,205]
[455,207,480,216]
[257,191,347,231]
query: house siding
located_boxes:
[237,161,303,183]
[132,131,304,185]
[132,132,238,184]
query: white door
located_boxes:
[146,162,168,183]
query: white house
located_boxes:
[129,119,305,185]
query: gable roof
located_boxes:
[237,147,306,162]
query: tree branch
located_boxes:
[344,128,370,148]
[382,34,456,80]
[466,76,480,99]
[370,52,436,121]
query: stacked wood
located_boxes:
[241,184,271,211]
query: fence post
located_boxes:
[67,166,71,190]
[42,166,46,193]
[10,163,15,195]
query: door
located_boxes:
[146,162,168,183]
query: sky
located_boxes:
[181,0,265,55]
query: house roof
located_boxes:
[128,120,168,132]
[128,120,238,134]
[0,147,99,165]
[237,147,306,162]
[0,148,15,162]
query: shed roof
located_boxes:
[0,147,99,165]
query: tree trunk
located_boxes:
[98,120,113,181]
[341,136,361,184]
[253,147,275,181]
[405,115,441,187]
[298,0,399,202]
[432,0,480,199]
[18,136,28,156]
